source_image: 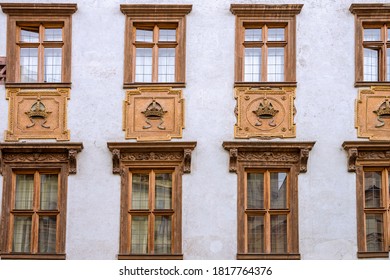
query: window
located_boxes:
[0,3,77,87]
[120,4,192,88]
[350,4,390,86]
[343,141,390,258]
[0,143,83,260]
[223,141,315,260]
[230,4,303,86]
[108,141,196,260]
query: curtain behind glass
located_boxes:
[12,216,32,252]
[38,216,57,253]
[15,174,34,209]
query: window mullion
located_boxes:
[152,26,159,83]
[150,170,156,253]
[264,170,271,253]
[32,171,40,253]
[38,24,45,83]
[262,26,268,82]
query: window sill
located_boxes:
[357,251,389,259]
[237,253,301,260]
[123,82,186,89]
[354,81,390,88]
[234,82,297,88]
[118,254,183,260]
[0,253,66,260]
[5,82,72,89]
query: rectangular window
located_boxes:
[11,171,60,254]
[129,170,174,254]
[245,170,289,254]
[363,169,390,253]
[231,4,302,86]
[121,4,192,87]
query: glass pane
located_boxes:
[268,28,285,41]
[267,47,284,82]
[12,216,32,253]
[247,173,264,209]
[270,172,287,209]
[15,174,34,209]
[44,48,62,82]
[245,28,262,41]
[158,48,175,82]
[244,48,261,82]
[364,48,379,81]
[38,216,57,253]
[387,48,390,81]
[136,29,153,42]
[154,216,171,254]
[364,171,382,208]
[132,173,149,209]
[247,216,264,253]
[20,26,39,42]
[155,173,172,209]
[45,28,62,41]
[131,216,148,254]
[364,29,381,41]
[366,214,384,252]
[20,48,38,82]
[271,215,287,253]
[135,48,152,82]
[40,174,58,210]
[159,29,176,41]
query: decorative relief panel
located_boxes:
[356,87,390,140]
[123,87,184,141]
[5,88,70,141]
[234,87,296,139]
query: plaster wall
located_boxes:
[0,0,388,259]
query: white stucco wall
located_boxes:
[0,0,389,260]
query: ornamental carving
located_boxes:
[356,87,390,140]
[2,153,68,162]
[5,88,70,141]
[223,141,315,173]
[107,142,196,175]
[234,87,296,139]
[123,87,184,141]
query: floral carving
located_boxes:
[238,152,300,162]
[121,152,183,162]
[2,153,68,162]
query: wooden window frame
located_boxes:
[350,4,390,87]
[343,141,390,258]
[107,141,196,260]
[0,3,77,89]
[0,143,83,260]
[120,4,192,89]
[230,4,303,88]
[223,141,315,260]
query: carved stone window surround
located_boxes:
[343,141,390,258]
[0,142,83,260]
[222,141,314,260]
[107,141,196,260]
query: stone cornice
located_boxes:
[120,4,192,17]
[349,4,390,16]
[1,3,77,16]
[230,4,303,17]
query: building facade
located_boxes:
[0,0,389,260]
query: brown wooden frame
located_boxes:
[350,4,390,87]
[0,3,77,88]
[343,141,390,258]
[107,141,196,260]
[230,4,303,87]
[223,141,315,260]
[120,4,192,89]
[0,142,83,260]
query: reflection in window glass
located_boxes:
[271,215,287,253]
[45,28,62,41]
[20,27,39,42]
[158,48,175,82]
[247,216,264,253]
[132,173,149,209]
[38,216,57,253]
[364,29,381,41]
[247,173,264,209]
[270,172,287,209]
[364,171,382,208]
[135,48,153,82]
[267,47,284,82]
[155,173,172,209]
[40,174,58,210]
[136,29,153,42]
[44,48,62,83]
[12,216,32,253]
[159,29,176,42]
[154,216,171,254]
[245,29,262,41]
[363,48,378,81]
[20,48,38,82]
[131,216,148,253]
[244,48,261,82]
[268,28,285,41]
[366,214,383,252]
